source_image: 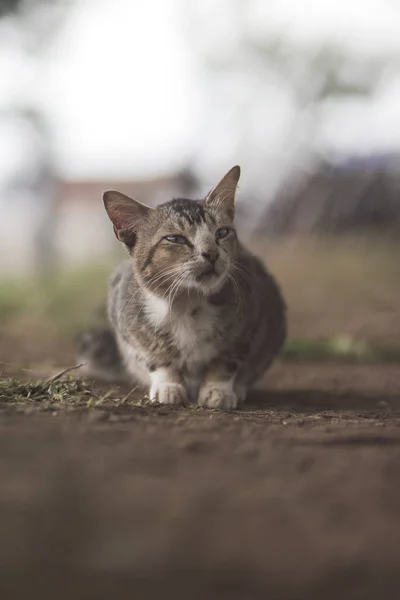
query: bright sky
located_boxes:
[0,0,197,179]
[253,0,400,54]
[42,0,196,178]
[0,0,399,180]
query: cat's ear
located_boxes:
[205,165,241,218]
[103,190,153,248]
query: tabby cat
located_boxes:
[76,166,286,410]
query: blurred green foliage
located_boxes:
[0,262,110,332]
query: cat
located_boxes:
[76,166,286,410]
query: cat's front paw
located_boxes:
[149,382,187,406]
[198,382,238,411]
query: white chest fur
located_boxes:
[174,306,218,366]
[144,291,218,370]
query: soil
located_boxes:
[1,333,400,599]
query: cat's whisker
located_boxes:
[147,264,185,282]
[230,264,257,304]
[120,266,181,314]
[230,262,253,286]
[120,265,186,316]
[161,279,179,314]
[165,271,188,314]
[146,265,186,289]
[149,272,182,296]
[227,271,242,316]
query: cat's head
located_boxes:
[103,166,240,296]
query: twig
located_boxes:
[44,363,85,385]
[120,385,139,404]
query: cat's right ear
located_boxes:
[103,190,152,248]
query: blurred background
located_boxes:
[1,0,400,365]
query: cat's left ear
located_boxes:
[205,165,241,219]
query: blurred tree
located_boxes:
[0,0,64,19]
[0,0,70,54]
[0,0,24,17]
[180,0,400,229]
[0,0,70,276]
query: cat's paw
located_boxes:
[198,382,238,411]
[149,382,187,406]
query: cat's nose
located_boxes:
[201,249,219,264]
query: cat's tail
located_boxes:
[75,326,129,383]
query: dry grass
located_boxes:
[0,373,90,405]
[0,365,148,409]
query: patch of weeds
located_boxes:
[0,364,147,410]
[0,373,91,405]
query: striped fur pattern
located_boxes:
[76,166,286,410]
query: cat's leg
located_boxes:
[198,365,241,410]
[235,381,248,405]
[149,367,188,406]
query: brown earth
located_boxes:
[1,329,400,600]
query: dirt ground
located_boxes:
[2,324,400,600]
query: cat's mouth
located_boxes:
[196,266,217,281]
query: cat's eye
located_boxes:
[165,234,188,244]
[216,228,230,240]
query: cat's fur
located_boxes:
[76,166,286,410]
